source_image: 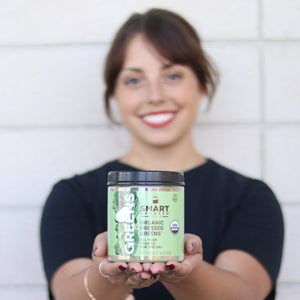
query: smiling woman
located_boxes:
[113,35,204,151]
[40,8,284,300]
[104,9,218,124]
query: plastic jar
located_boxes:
[107,170,184,262]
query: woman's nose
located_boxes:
[147,80,165,104]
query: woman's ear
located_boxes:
[109,97,122,125]
[199,84,209,112]
[197,84,206,99]
[198,93,209,113]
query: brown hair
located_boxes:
[104,8,219,122]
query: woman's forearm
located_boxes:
[53,263,131,300]
[162,260,256,300]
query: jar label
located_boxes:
[108,188,184,261]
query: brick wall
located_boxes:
[0,1,299,298]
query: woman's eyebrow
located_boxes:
[121,67,143,73]
[162,63,175,70]
[121,63,175,73]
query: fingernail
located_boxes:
[191,242,196,252]
[119,265,126,271]
[166,264,175,271]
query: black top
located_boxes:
[40,159,284,300]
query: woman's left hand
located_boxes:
[142,233,203,284]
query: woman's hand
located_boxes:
[144,233,203,284]
[92,232,160,289]
[92,232,202,290]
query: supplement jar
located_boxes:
[107,171,184,262]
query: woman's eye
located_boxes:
[125,77,141,85]
[167,73,181,81]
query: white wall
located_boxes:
[0,0,299,298]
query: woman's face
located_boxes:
[113,34,204,148]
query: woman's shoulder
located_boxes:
[47,160,122,200]
[187,158,278,202]
[202,158,269,183]
[44,160,129,209]
[53,159,122,186]
[186,158,257,184]
[212,160,275,195]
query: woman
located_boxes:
[40,8,284,300]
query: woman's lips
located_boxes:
[141,112,176,128]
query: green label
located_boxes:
[107,188,184,261]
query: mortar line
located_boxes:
[1,40,300,50]
[1,122,300,131]
[0,284,46,288]
[258,0,266,180]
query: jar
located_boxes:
[107,170,184,262]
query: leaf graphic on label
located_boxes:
[112,191,119,213]
[133,192,140,222]
[132,228,139,255]
[114,242,120,255]
[116,206,132,222]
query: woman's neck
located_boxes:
[120,136,206,172]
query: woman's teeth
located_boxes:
[142,113,174,124]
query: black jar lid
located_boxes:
[107,171,184,186]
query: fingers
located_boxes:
[149,262,165,276]
[184,233,203,255]
[128,262,143,273]
[98,259,128,278]
[126,271,159,289]
[92,231,108,257]
[142,263,152,272]
[157,260,190,283]
[92,231,203,287]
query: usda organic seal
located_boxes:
[170,220,180,234]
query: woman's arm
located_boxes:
[158,235,272,300]
[50,232,159,300]
[51,258,131,300]
[50,231,132,300]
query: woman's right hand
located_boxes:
[92,232,160,289]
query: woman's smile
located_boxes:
[141,111,177,128]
